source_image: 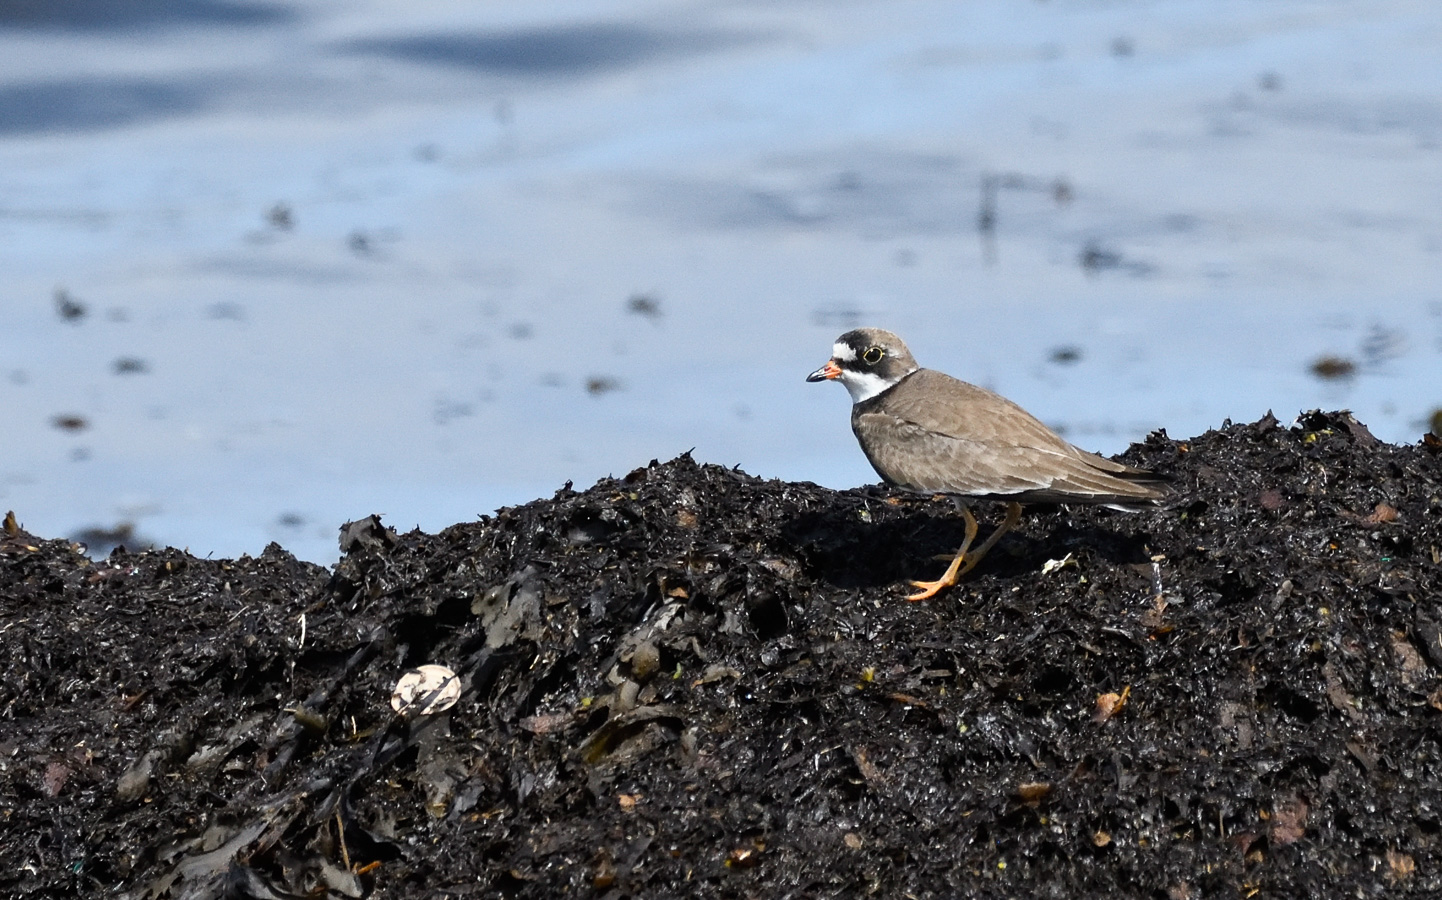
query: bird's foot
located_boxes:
[906,572,961,602]
[906,551,984,601]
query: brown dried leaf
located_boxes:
[885,692,929,709]
[592,848,616,889]
[850,746,886,789]
[1094,685,1131,722]
[1386,850,1416,881]
[1322,661,1364,722]
[1141,597,1172,637]
[1270,795,1308,845]
[725,842,764,869]
[1390,631,1429,686]
[1016,782,1052,806]
[690,664,741,687]
[759,557,801,581]
[1344,501,1400,528]
[42,761,72,798]
[518,711,576,735]
[1366,503,1398,525]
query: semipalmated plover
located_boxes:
[808,327,1168,600]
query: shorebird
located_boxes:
[807,327,1169,600]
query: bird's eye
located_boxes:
[862,347,884,364]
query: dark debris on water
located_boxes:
[3,411,1442,898]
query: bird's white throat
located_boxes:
[838,369,896,403]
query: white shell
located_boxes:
[390,664,461,716]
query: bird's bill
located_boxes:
[806,360,843,382]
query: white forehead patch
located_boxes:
[832,342,857,362]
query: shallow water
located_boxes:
[2,0,1440,562]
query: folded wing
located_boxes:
[852,369,1169,506]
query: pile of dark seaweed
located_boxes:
[3,411,1441,898]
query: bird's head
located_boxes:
[806,327,919,403]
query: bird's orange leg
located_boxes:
[906,505,978,601]
[906,502,1022,601]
